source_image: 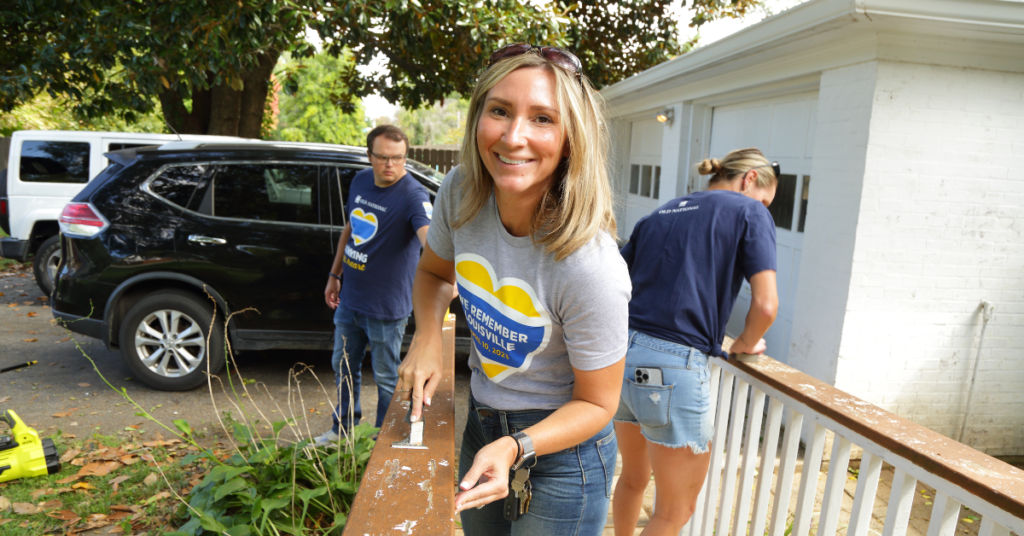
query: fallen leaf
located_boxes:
[31,488,53,499]
[109,475,130,491]
[46,510,80,522]
[72,481,97,490]
[143,472,159,486]
[26,311,38,317]
[56,474,79,484]
[77,382,90,387]
[12,502,39,515]
[0,396,9,404]
[39,498,62,509]
[142,439,180,448]
[52,408,78,418]
[110,504,140,513]
[76,460,122,478]
[22,338,38,343]
[60,448,81,463]
[0,496,10,511]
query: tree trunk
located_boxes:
[158,50,280,138]
[207,84,242,136]
[159,87,210,135]
[237,51,280,139]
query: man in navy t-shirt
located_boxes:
[316,125,432,445]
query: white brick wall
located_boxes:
[836,61,1024,454]
[787,63,878,385]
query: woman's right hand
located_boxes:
[397,330,444,421]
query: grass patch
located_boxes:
[0,430,211,534]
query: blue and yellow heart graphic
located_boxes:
[455,254,550,382]
[350,208,378,245]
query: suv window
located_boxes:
[210,163,318,224]
[20,141,90,183]
[148,164,209,210]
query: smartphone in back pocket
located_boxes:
[634,367,663,386]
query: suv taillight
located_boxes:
[59,202,109,237]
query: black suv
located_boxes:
[52,141,447,390]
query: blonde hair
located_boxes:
[698,147,777,188]
[454,52,615,261]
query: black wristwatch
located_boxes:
[511,431,536,470]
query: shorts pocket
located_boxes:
[624,380,674,428]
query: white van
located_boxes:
[0,130,244,293]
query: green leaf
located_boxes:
[173,418,193,436]
[215,477,254,501]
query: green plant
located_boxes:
[56,301,378,535]
[169,415,376,535]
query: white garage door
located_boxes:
[623,119,665,234]
[711,94,816,362]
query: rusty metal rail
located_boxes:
[346,314,457,535]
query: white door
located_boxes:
[711,94,816,362]
[623,119,665,234]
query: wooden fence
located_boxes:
[408,146,460,174]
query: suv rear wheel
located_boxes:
[119,290,225,390]
[33,235,61,296]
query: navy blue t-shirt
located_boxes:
[620,190,777,357]
[340,168,432,320]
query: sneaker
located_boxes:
[313,429,340,447]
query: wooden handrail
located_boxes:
[724,351,1024,523]
[346,314,457,535]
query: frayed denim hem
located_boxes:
[643,435,711,454]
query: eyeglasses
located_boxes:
[488,43,583,80]
[369,152,406,164]
[771,161,781,179]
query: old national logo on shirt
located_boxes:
[455,254,551,383]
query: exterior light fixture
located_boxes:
[655,108,674,125]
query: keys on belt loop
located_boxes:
[503,466,532,520]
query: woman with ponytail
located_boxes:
[613,147,780,535]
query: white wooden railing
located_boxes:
[684,353,1024,536]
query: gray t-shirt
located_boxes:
[429,169,631,410]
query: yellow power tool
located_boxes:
[0,409,61,483]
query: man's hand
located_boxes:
[324,277,341,309]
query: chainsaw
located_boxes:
[0,409,61,483]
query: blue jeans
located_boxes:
[330,301,408,432]
[459,396,617,536]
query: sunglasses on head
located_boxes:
[488,43,583,80]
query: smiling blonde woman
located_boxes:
[396,45,631,535]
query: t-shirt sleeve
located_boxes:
[559,235,632,371]
[426,168,459,261]
[740,205,778,279]
[408,181,432,231]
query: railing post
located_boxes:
[345,314,457,535]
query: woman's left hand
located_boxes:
[453,435,519,513]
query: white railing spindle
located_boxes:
[769,409,804,536]
[731,388,767,536]
[882,467,918,536]
[819,435,854,536]
[792,424,827,536]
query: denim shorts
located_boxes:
[614,330,712,452]
[459,396,617,536]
